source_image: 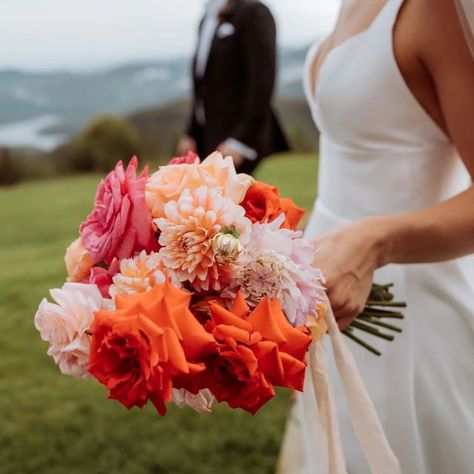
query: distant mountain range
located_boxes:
[0,47,311,150]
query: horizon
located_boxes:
[0,0,339,72]
[0,43,313,75]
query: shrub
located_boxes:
[0,149,21,186]
[59,116,144,173]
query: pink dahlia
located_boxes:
[154,186,251,292]
[80,157,159,265]
[225,215,326,327]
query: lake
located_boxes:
[0,115,66,151]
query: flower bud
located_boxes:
[211,232,243,264]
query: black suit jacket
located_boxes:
[186,0,289,174]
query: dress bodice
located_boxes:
[304,0,471,222]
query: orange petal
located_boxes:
[280,198,305,230]
[252,341,284,383]
[247,298,288,343]
[231,292,250,318]
[210,303,252,332]
[278,352,307,391]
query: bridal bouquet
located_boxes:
[34,151,404,416]
[35,152,330,415]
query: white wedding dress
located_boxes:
[282,0,474,473]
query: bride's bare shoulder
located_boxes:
[418,0,468,39]
[416,0,474,172]
[416,0,473,64]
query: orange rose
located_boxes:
[88,281,217,415]
[201,293,312,414]
[240,182,304,230]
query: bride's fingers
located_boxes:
[332,298,364,321]
[336,315,353,331]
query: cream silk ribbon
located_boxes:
[309,304,401,474]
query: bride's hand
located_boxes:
[313,217,389,329]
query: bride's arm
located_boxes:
[378,188,474,265]
[375,0,474,264]
[315,0,474,326]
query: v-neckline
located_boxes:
[311,0,394,99]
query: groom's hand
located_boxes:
[217,142,245,168]
[177,136,197,156]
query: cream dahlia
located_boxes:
[109,251,172,297]
[154,186,251,292]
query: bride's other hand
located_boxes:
[313,217,389,329]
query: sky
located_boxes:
[0,0,339,71]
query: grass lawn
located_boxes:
[0,153,318,474]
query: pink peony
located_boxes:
[172,388,214,414]
[224,215,326,327]
[154,186,251,292]
[80,157,159,265]
[65,237,94,282]
[146,152,253,218]
[34,283,112,379]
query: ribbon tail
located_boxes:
[325,305,401,474]
[310,341,348,474]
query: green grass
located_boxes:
[0,153,318,474]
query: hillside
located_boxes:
[0,47,310,150]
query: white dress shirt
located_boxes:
[195,0,228,79]
[193,0,257,161]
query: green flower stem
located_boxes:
[360,309,404,319]
[358,316,403,333]
[342,329,382,356]
[366,301,407,308]
[350,320,395,341]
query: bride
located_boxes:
[279,0,474,473]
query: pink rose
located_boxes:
[34,283,112,379]
[65,237,94,282]
[84,259,120,298]
[80,157,159,265]
[168,151,200,165]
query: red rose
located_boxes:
[201,293,312,414]
[88,282,217,415]
[240,182,304,230]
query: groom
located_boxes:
[177,0,289,174]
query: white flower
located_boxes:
[34,283,113,379]
[211,231,243,264]
[172,388,214,414]
[226,215,326,326]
